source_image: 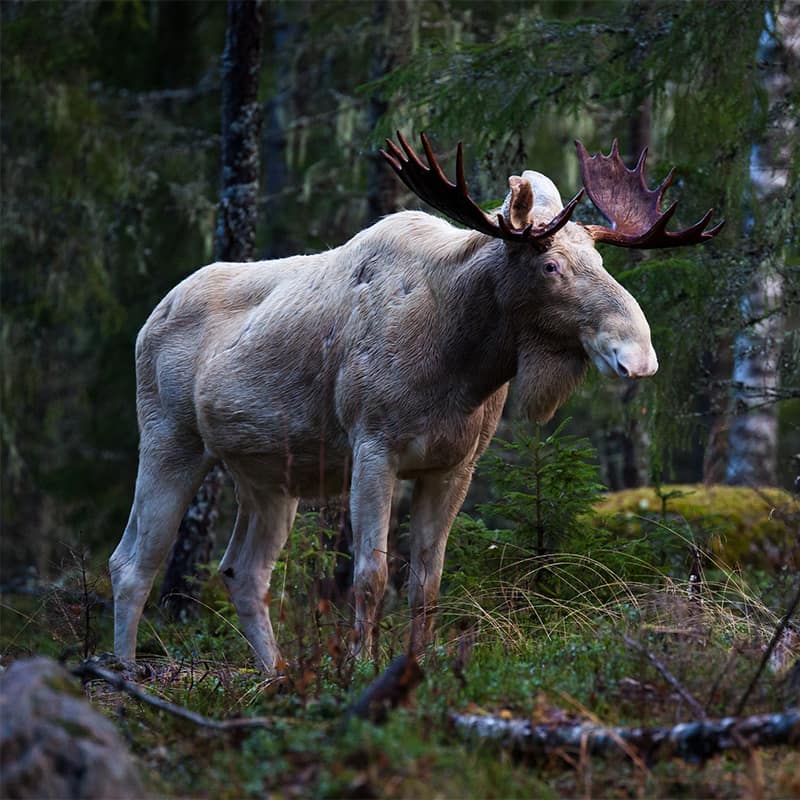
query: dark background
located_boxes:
[2,0,798,580]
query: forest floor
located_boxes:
[2,541,799,799]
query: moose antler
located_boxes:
[380,132,584,244]
[575,140,724,248]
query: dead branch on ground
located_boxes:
[74,661,276,732]
[622,634,707,719]
[452,709,800,763]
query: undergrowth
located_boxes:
[2,532,798,798]
[1,424,798,798]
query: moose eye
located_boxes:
[543,261,560,275]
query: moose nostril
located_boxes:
[615,355,630,377]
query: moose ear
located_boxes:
[520,170,564,218]
[503,176,534,230]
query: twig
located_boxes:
[705,644,742,715]
[73,661,275,732]
[622,634,708,720]
[734,579,800,717]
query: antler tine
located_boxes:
[379,132,581,244]
[397,131,430,174]
[539,189,586,236]
[420,131,454,188]
[497,213,533,238]
[576,139,724,248]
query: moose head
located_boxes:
[380,132,722,420]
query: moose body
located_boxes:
[111,135,721,672]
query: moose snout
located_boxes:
[613,344,659,379]
[581,331,659,380]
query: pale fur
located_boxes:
[110,176,657,672]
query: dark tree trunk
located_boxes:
[215,0,264,263]
[604,1,654,490]
[160,0,264,619]
[158,465,223,618]
[702,342,734,483]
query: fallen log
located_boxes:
[451,709,800,764]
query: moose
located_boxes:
[110,133,722,672]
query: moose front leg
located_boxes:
[349,440,397,659]
[408,466,474,655]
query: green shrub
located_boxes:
[476,419,605,556]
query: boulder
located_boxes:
[0,657,147,799]
[592,484,798,571]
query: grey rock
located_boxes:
[0,657,147,799]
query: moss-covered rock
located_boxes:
[592,484,798,571]
[0,657,148,799]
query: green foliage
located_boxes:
[3,4,800,795]
[7,562,799,799]
[273,512,344,600]
[3,478,799,798]
[477,419,606,555]
[1,2,224,576]
[442,420,655,621]
[375,0,798,485]
[3,0,798,591]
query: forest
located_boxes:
[1,1,799,798]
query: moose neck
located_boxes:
[432,238,589,422]
[429,238,585,420]
[423,237,512,410]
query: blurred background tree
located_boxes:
[2,0,797,583]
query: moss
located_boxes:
[592,484,798,570]
[42,673,83,697]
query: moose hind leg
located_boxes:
[408,466,474,655]
[110,440,212,663]
[219,494,299,673]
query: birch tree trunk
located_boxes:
[452,709,800,763]
[160,0,264,618]
[727,4,798,486]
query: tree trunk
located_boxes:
[611,39,652,489]
[702,343,734,483]
[160,0,264,619]
[726,4,797,486]
[215,0,264,263]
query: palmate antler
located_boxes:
[381,133,724,250]
[575,139,724,248]
[380,132,584,243]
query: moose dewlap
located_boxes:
[110,133,722,672]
